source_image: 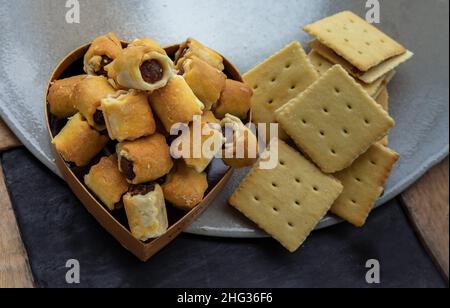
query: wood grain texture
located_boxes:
[401,157,449,282]
[0,119,21,151]
[0,161,34,288]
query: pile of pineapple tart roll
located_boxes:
[47,33,256,242]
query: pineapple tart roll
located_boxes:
[213,79,253,120]
[116,134,173,185]
[83,33,123,76]
[148,75,204,132]
[47,75,87,119]
[162,161,209,211]
[173,120,224,173]
[72,75,116,131]
[105,40,174,91]
[53,113,108,167]
[181,56,227,111]
[175,38,224,71]
[101,90,156,142]
[84,155,129,211]
[124,184,169,241]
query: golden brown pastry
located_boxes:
[73,76,116,131]
[105,42,174,91]
[101,90,156,142]
[117,134,173,185]
[201,111,221,125]
[213,79,253,120]
[128,37,165,53]
[47,75,87,119]
[173,120,224,173]
[124,184,168,241]
[84,154,129,211]
[175,38,225,71]
[52,113,109,167]
[221,114,259,168]
[162,161,208,211]
[83,33,123,76]
[148,75,204,132]
[181,57,227,110]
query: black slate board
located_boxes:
[1,148,446,288]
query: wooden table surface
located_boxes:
[0,119,448,287]
[401,158,449,281]
[0,120,34,288]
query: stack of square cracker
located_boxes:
[305,11,413,85]
[230,11,410,253]
[305,11,413,146]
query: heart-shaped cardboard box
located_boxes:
[45,42,241,261]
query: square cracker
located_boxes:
[276,65,395,173]
[304,11,406,72]
[229,140,343,252]
[376,87,390,146]
[309,39,412,84]
[243,41,318,140]
[331,143,399,227]
[308,50,390,98]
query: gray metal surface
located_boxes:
[0,0,448,238]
